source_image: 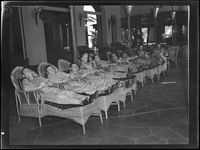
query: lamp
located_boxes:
[171,6,176,46]
[153,6,160,19]
[126,5,133,16]
[125,5,134,48]
[153,5,160,44]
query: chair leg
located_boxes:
[168,61,170,71]
[39,117,42,127]
[142,80,144,87]
[82,124,86,134]
[105,111,108,119]
[151,76,154,83]
[18,116,21,123]
[134,90,136,96]
[117,101,120,112]
[130,92,134,102]
[99,112,103,124]
[157,74,160,82]
[163,71,165,78]
[123,102,126,109]
[176,62,178,68]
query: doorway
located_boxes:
[40,9,73,65]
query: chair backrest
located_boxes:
[168,46,180,61]
[10,66,24,90]
[181,45,189,66]
[38,62,59,78]
[58,59,71,72]
[11,66,42,105]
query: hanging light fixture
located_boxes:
[153,5,160,44]
[171,6,176,46]
[153,6,160,19]
[171,6,176,20]
[126,5,133,16]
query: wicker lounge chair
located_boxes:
[167,46,180,70]
[113,75,137,109]
[157,61,167,80]
[97,81,121,119]
[58,59,71,73]
[132,71,145,87]
[11,66,46,127]
[11,66,103,134]
[143,66,159,83]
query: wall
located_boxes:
[103,6,121,46]
[21,6,47,65]
[73,6,86,46]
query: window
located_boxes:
[141,27,148,45]
[83,5,97,48]
[163,25,172,39]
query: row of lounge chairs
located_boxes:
[11,61,137,134]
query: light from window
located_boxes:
[84,5,97,48]
[141,28,148,44]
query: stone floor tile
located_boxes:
[135,135,166,144]
[169,122,189,138]
[60,136,99,145]
[117,127,151,139]
[146,101,175,110]
[98,136,135,145]
[32,121,82,138]
[34,128,81,145]
[9,134,36,145]
[159,109,187,123]
[124,116,173,128]
[150,127,184,139]
[168,138,189,144]
[134,106,155,114]
[84,123,119,139]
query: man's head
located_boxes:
[81,53,88,63]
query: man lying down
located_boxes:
[20,68,93,109]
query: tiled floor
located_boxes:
[8,67,189,145]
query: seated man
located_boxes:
[110,53,119,63]
[121,52,129,61]
[94,55,110,69]
[80,53,94,70]
[106,51,112,62]
[151,46,164,65]
[21,68,89,105]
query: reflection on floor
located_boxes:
[9,67,189,145]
